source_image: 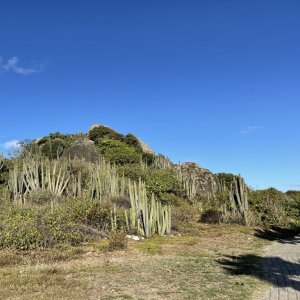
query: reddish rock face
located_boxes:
[174,162,221,197]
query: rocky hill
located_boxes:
[0,123,299,251]
[30,124,220,198]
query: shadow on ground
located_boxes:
[253,227,300,243]
[217,237,300,293]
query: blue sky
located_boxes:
[1,0,300,191]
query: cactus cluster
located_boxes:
[8,154,172,237]
[152,154,173,170]
[89,158,126,200]
[220,174,248,225]
[8,155,70,203]
[0,156,3,172]
[177,167,199,200]
[126,179,171,237]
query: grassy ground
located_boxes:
[0,224,271,300]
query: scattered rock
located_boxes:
[126,235,141,241]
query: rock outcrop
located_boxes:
[137,139,154,154]
[175,162,220,197]
[62,139,100,163]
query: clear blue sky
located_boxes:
[1,0,300,191]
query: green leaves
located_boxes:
[145,169,181,204]
[96,138,142,165]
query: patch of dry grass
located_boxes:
[0,225,271,300]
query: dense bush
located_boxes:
[117,164,146,181]
[171,202,199,231]
[286,190,300,204]
[249,188,299,228]
[40,138,66,159]
[95,138,142,165]
[19,132,87,160]
[123,133,140,148]
[145,169,182,204]
[88,125,124,142]
[29,190,56,205]
[108,230,128,251]
[142,152,155,165]
[0,205,85,250]
[65,198,113,230]
[0,158,11,186]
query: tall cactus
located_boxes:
[8,155,70,202]
[89,157,125,200]
[7,154,172,236]
[177,166,199,200]
[127,178,171,237]
[232,174,248,225]
[153,155,173,170]
[0,156,4,172]
[219,174,248,225]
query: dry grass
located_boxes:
[0,224,271,300]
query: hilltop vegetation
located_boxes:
[0,124,299,251]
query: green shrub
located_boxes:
[123,133,140,148]
[66,198,112,229]
[0,158,12,186]
[171,202,198,231]
[88,126,124,142]
[249,188,298,228]
[40,138,66,159]
[20,132,85,160]
[145,169,182,203]
[95,138,141,165]
[142,152,155,165]
[108,230,128,251]
[286,190,300,204]
[0,205,85,250]
[117,164,146,181]
[29,190,55,205]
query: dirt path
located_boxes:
[263,236,300,300]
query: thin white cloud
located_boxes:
[288,184,300,188]
[0,56,44,75]
[240,126,263,134]
[1,140,20,149]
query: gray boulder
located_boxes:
[62,139,100,163]
[175,162,220,197]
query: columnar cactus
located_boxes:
[127,179,171,237]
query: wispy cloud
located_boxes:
[240,126,263,134]
[288,184,300,188]
[0,56,44,75]
[1,140,20,149]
